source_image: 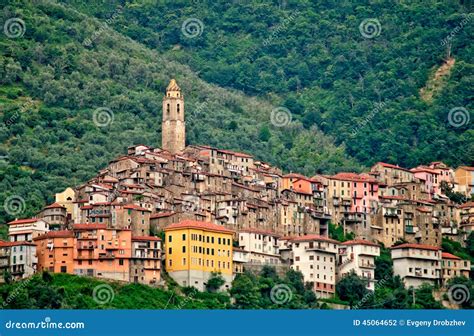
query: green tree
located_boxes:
[205,272,225,293]
[336,271,369,308]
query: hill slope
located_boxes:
[61,0,473,167]
[0,0,359,225]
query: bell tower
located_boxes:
[162,79,185,153]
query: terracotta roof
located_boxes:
[291,234,339,244]
[132,235,161,241]
[329,172,377,183]
[342,239,379,247]
[460,202,474,209]
[239,228,281,237]
[416,207,432,213]
[123,204,151,211]
[44,202,66,209]
[73,223,107,230]
[7,218,39,225]
[0,240,36,247]
[457,166,474,171]
[34,230,74,240]
[374,162,412,172]
[390,243,440,251]
[442,252,460,260]
[150,212,175,219]
[164,220,234,234]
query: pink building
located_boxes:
[429,162,455,194]
[411,166,438,199]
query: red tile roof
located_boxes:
[123,204,151,211]
[390,243,440,251]
[0,240,36,247]
[44,202,66,209]
[342,239,379,247]
[460,202,474,209]
[374,162,412,172]
[291,234,339,244]
[239,228,281,237]
[442,252,460,260]
[7,218,39,225]
[150,212,175,219]
[164,220,234,234]
[34,230,74,240]
[132,236,161,241]
[457,166,474,171]
[329,172,377,183]
[73,223,107,230]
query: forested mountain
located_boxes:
[61,0,473,167]
[0,0,472,225]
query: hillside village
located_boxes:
[1,80,473,298]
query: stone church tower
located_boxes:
[162,79,185,153]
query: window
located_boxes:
[182,258,186,266]
[168,235,172,243]
[182,246,186,253]
[119,259,124,266]
[168,247,172,254]
[182,234,186,241]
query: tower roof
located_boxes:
[166,79,180,91]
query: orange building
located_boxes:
[34,230,75,274]
[73,224,131,282]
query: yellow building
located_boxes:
[55,187,76,216]
[164,220,233,291]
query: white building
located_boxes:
[290,234,339,298]
[232,247,250,274]
[237,229,281,265]
[9,241,37,280]
[391,243,441,288]
[8,218,49,242]
[337,239,380,290]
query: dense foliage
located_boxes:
[61,0,473,168]
[0,0,361,227]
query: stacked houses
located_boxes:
[0,80,472,296]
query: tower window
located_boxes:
[177,104,180,113]
[167,104,170,114]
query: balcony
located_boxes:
[99,253,115,259]
[305,244,327,252]
[359,261,375,269]
[405,226,419,234]
[384,209,398,217]
[76,254,94,259]
[77,243,96,250]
